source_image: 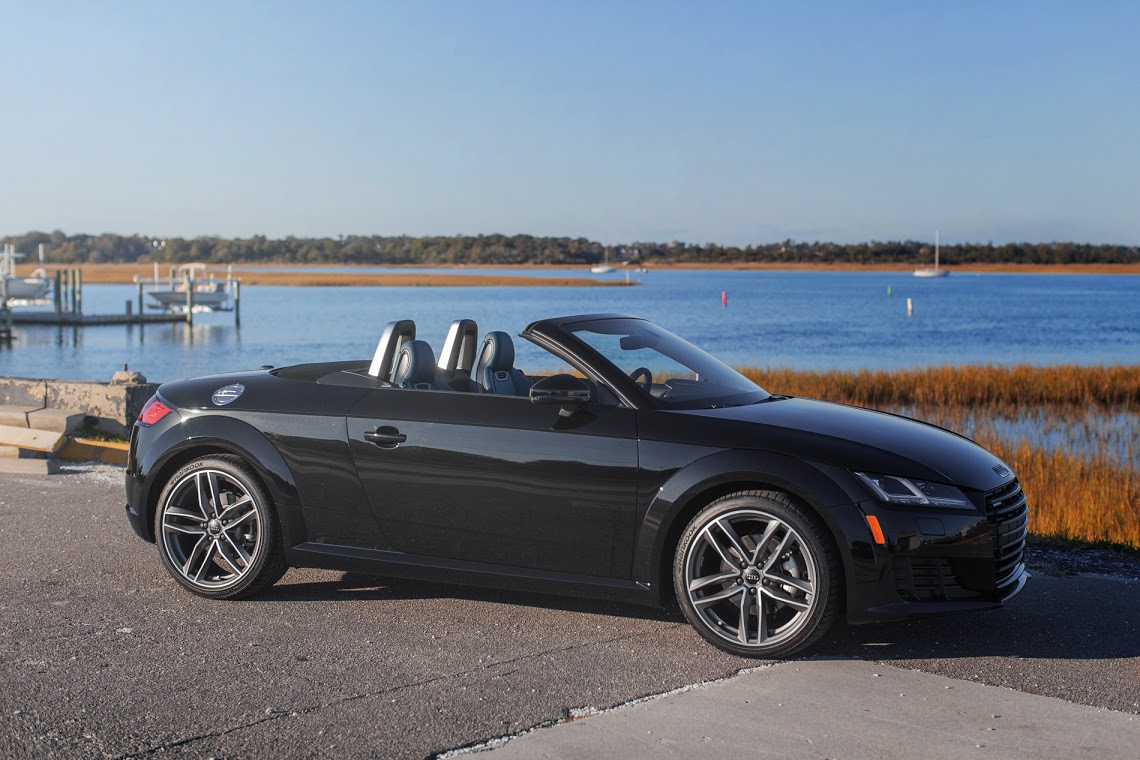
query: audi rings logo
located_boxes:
[211,384,245,406]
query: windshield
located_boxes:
[565,318,770,409]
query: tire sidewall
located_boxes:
[673,493,836,659]
[155,457,277,599]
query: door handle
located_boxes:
[363,426,407,448]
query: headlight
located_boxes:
[853,472,974,510]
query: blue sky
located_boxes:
[2,1,1137,244]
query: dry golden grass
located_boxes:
[68,263,634,287]
[743,364,1140,407]
[737,364,1140,550]
[981,435,1140,549]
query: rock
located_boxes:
[111,365,147,386]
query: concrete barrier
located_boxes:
[0,368,157,438]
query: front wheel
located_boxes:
[155,455,287,599]
[673,490,841,658]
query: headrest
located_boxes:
[437,318,479,373]
[368,319,416,378]
[478,331,515,372]
[392,340,438,388]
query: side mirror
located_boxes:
[530,374,591,411]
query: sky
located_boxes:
[1,1,1138,245]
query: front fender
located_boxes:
[632,448,876,612]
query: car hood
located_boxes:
[672,397,1012,492]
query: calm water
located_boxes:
[2,270,1138,383]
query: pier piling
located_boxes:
[1,274,12,344]
[184,273,193,325]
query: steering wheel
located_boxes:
[628,367,653,393]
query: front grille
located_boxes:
[985,479,1028,587]
[894,557,964,602]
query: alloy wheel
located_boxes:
[683,508,818,648]
[160,469,263,590]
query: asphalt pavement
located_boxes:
[1,465,1138,759]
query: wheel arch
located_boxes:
[139,415,304,547]
[634,450,860,607]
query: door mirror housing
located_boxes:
[529,374,592,409]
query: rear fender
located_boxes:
[139,414,304,549]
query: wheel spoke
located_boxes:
[206,473,222,518]
[738,587,753,644]
[765,571,813,595]
[166,507,206,523]
[702,525,743,569]
[222,506,257,530]
[163,520,206,536]
[749,519,781,566]
[194,473,211,519]
[221,531,252,568]
[218,495,253,522]
[761,584,811,610]
[714,519,750,565]
[181,535,209,577]
[761,531,794,572]
[688,571,739,593]
[755,591,768,643]
[194,541,218,581]
[694,584,745,608]
[214,539,243,575]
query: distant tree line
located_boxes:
[2,230,1137,267]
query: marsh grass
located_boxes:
[742,364,1140,407]
[742,365,1140,550]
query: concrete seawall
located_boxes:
[0,371,158,437]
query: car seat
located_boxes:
[475,332,532,396]
[391,340,449,390]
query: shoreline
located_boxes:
[67,265,636,287]
[33,261,1140,286]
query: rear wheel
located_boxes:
[673,490,841,658]
[155,456,286,599]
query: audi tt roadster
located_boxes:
[125,314,1029,657]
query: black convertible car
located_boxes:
[125,314,1028,657]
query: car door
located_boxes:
[345,387,639,579]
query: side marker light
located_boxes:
[865,515,886,545]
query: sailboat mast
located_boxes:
[935,229,940,270]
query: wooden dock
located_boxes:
[0,265,242,334]
[10,312,185,326]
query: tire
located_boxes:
[673,490,841,658]
[154,455,287,599]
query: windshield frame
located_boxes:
[544,316,771,411]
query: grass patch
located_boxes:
[741,364,1140,550]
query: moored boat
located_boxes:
[1,243,51,300]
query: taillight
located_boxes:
[137,396,174,427]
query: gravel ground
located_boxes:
[1,464,1137,758]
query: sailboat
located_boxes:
[590,245,615,274]
[1,243,52,299]
[913,230,950,278]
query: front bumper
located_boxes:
[843,479,1030,624]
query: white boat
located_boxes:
[590,245,616,274]
[146,263,233,311]
[913,230,950,278]
[1,243,51,300]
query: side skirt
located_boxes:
[288,542,659,607]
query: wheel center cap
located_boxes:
[207,519,222,536]
[743,568,762,586]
